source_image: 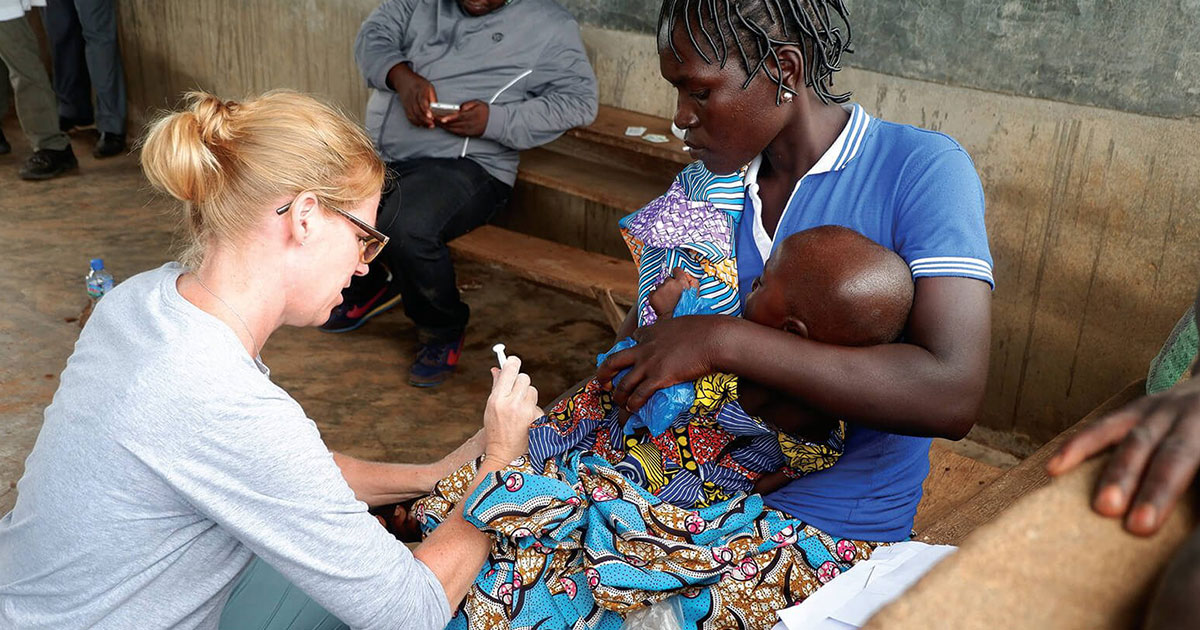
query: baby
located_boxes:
[528,225,915,508]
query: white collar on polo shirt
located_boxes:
[743,103,871,262]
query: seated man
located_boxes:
[331,0,599,387]
[406,227,915,630]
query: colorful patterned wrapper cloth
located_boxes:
[528,286,845,510]
[413,452,878,630]
[620,177,744,328]
[528,371,844,510]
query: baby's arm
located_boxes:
[648,267,700,320]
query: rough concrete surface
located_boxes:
[0,119,614,515]
[564,0,1200,119]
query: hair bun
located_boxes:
[187,92,239,146]
[139,91,236,206]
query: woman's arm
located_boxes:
[332,455,441,506]
[333,428,486,506]
[598,276,991,440]
[161,357,540,630]
[413,359,542,607]
[411,457,509,605]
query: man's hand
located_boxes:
[1047,376,1200,536]
[387,63,436,128]
[436,100,489,137]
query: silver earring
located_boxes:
[782,92,794,103]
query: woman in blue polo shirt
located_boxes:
[599,0,993,544]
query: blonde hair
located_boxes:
[140,90,385,267]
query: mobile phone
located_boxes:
[430,102,461,116]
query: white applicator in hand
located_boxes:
[492,343,509,367]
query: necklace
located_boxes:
[191,273,261,356]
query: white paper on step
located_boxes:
[771,541,957,630]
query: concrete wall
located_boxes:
[560,0,1200,119]
[117,0,378,125]
[113,3,1200,444]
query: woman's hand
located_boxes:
[597,315,728,412]
[482,357,543,464]
[1047,376,1200,536]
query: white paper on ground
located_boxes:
[771,541,957,630]
[624,126,648,136]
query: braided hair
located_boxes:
[657,0,853,105]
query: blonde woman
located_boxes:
[0,91,541,630]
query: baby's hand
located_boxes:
[648,267,700,319]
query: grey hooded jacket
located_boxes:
[355,0,599,185]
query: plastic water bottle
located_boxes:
[85,258,114,302]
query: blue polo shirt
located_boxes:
[739,104,993,542]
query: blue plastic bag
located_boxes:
[596,288,721,436]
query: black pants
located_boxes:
[377,158,511,344]
[42,0,127,134]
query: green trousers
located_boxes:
[0,15,70,151]
[220,557,349,630]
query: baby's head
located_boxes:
[741,226,913,346]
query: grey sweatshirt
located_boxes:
[0,264,451,630]
[355,0,598,185]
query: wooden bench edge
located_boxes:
[449,226,638,311]
[917,378,1147,544]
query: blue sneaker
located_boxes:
[321,264,402,333]
[408,337,464,388]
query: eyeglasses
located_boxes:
[275,200,389,264]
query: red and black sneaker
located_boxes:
[408,336,464,388]
[320,263,402,333]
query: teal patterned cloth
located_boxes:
[414,452,877,630]
[1147,305,1198,395]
